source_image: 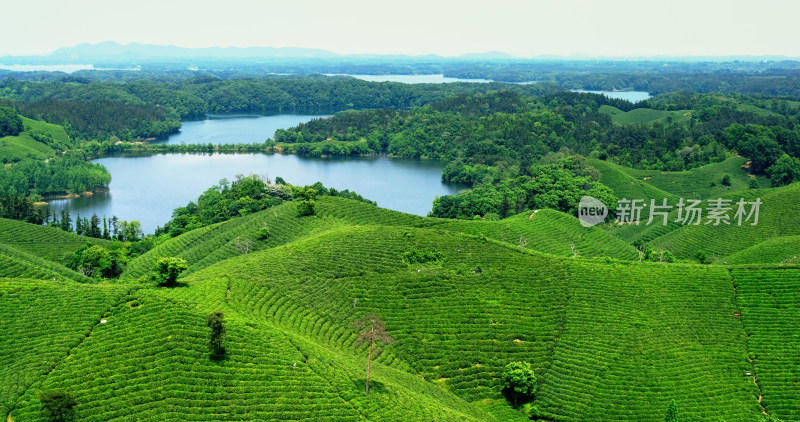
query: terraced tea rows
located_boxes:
[3,194,800,421]
[0,218,110,263]
[436,209,639,259]
[0,243,88,282]
[122,201,336,279]
[733,268,800,421]
[615,156,763,199]
[723,236,800,265]
[650,183,800,261]
[0,280,127,416]
[10,292,493,421]
[537,262,760,421]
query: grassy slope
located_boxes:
[123,197,636,281]
[649,183,800,262]
[7,280,496,421]
[435,209,639,260]
[723,236,800,265]
[612,156,767,198]
[734,268,800,420]
[185,224,763,421]
[599,105,692,125]
[0,280,128,415]
[0,243,88,282]
[590,157,770,245]
[0,117,70,162]
[4,197,800,420]
[0,218,111,264]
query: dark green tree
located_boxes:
[75,213,83,236]
[206,311,227,360]
[153,257,188,287]
[768,154,800,186]
[501,361,537,406]
[353,313,395,394]
[89,214,101,238]
[664,399,679,422]
[39,390,77,422]
[721,175,732,186]
[296,186,318,217]
[60,210,72,232]
[0,106,23,137]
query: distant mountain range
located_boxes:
[0,42,520,64]
[0,41,797,65]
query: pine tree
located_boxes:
[75,213,83,236]
[89,214,101,238]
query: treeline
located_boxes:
[48,209,143,241]
[0,75,558,142]
[0,151,111,196]
[275,90,800,218]
[0,194,47,224]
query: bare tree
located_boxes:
[352,313,395,394]
[233,237,252,255]
[518,236,529,248]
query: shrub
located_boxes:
[402,249,444,265]
[153,257,188,287]
[297,200,316,217]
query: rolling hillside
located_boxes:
[0,116,71,162]
[2,196,799,421]
[649,183,800,262]
[0,218,111,264]
[599,105,693,125]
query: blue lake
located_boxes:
[46,153,462,234]
[570,90,652,103]
[159,114,331,145]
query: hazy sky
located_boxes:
[1,0,798,57]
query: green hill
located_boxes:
[181,224,764,421]
[3,196,800,421]
[599,105,692,125]
[649,183,800,262]
[589,158,678,203]
[0,243,88,282]
[610,156,767,199]
[723,236,800,265]
[0,280,127,415]
[0,116,71,162]
[733,268,800,420]
[436,208,639,260]
[0,218,111,263]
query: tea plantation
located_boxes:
[2,193,799,421]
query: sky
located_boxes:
[0,0,798,58]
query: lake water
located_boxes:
[46,154,462,234]
[325,74,495,84]
[570,90,652,103]
[0,64,95,73]
[159,114,331,145]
